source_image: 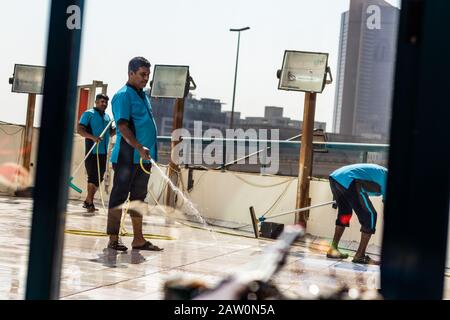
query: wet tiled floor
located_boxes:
[0,195,448,300]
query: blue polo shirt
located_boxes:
[110,84,158,164]
[330,164,388,200]
[79,108,111,155]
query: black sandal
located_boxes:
[108,240,128,252]
[132,241,163,251]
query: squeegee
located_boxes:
[249,200,336,238]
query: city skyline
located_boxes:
[0,0,400,129]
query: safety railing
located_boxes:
[156,136,389,152]
[155,135,389,178]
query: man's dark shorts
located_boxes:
[107,162,151,235]
[84,154,107,187]
[108,162,152,209]
[329,177,379,234]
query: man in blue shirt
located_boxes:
[107,57,162,252]
[327,163,388,265]
[78,93,115,215]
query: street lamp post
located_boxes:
[229,26,250,129]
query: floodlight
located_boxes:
[11,64,45,94]
[150,65,190,99]
[278,51,329,93]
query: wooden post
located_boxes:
[166,98,185,207]
[295,92,316,227]
[23,93,37,172]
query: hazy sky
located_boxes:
[0,0,400,129]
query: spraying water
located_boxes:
[150,159,211,229]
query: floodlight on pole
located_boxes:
[275,50,333,228]
[229,26,250,129]
[9,64,46,172]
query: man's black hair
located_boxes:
[128,57,151,73]
[95,93,109,101]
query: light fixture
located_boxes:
[150,65,190,99]
[277,51,331,93]
[11,64,45,94]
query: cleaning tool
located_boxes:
[249,200,336,238]
[69,120,113,193]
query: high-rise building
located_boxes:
[264,106,283,119]
[332,0,399,141]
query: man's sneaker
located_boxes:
[108,239,128,252]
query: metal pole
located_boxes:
[295,92,316,227]
[26,0,84,299]
[260,201,336,222]
[229,27,249,129]
[230,31,241,129]
[23,93,36,172]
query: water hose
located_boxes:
[64,229,175,240]
[140,157,152,174]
